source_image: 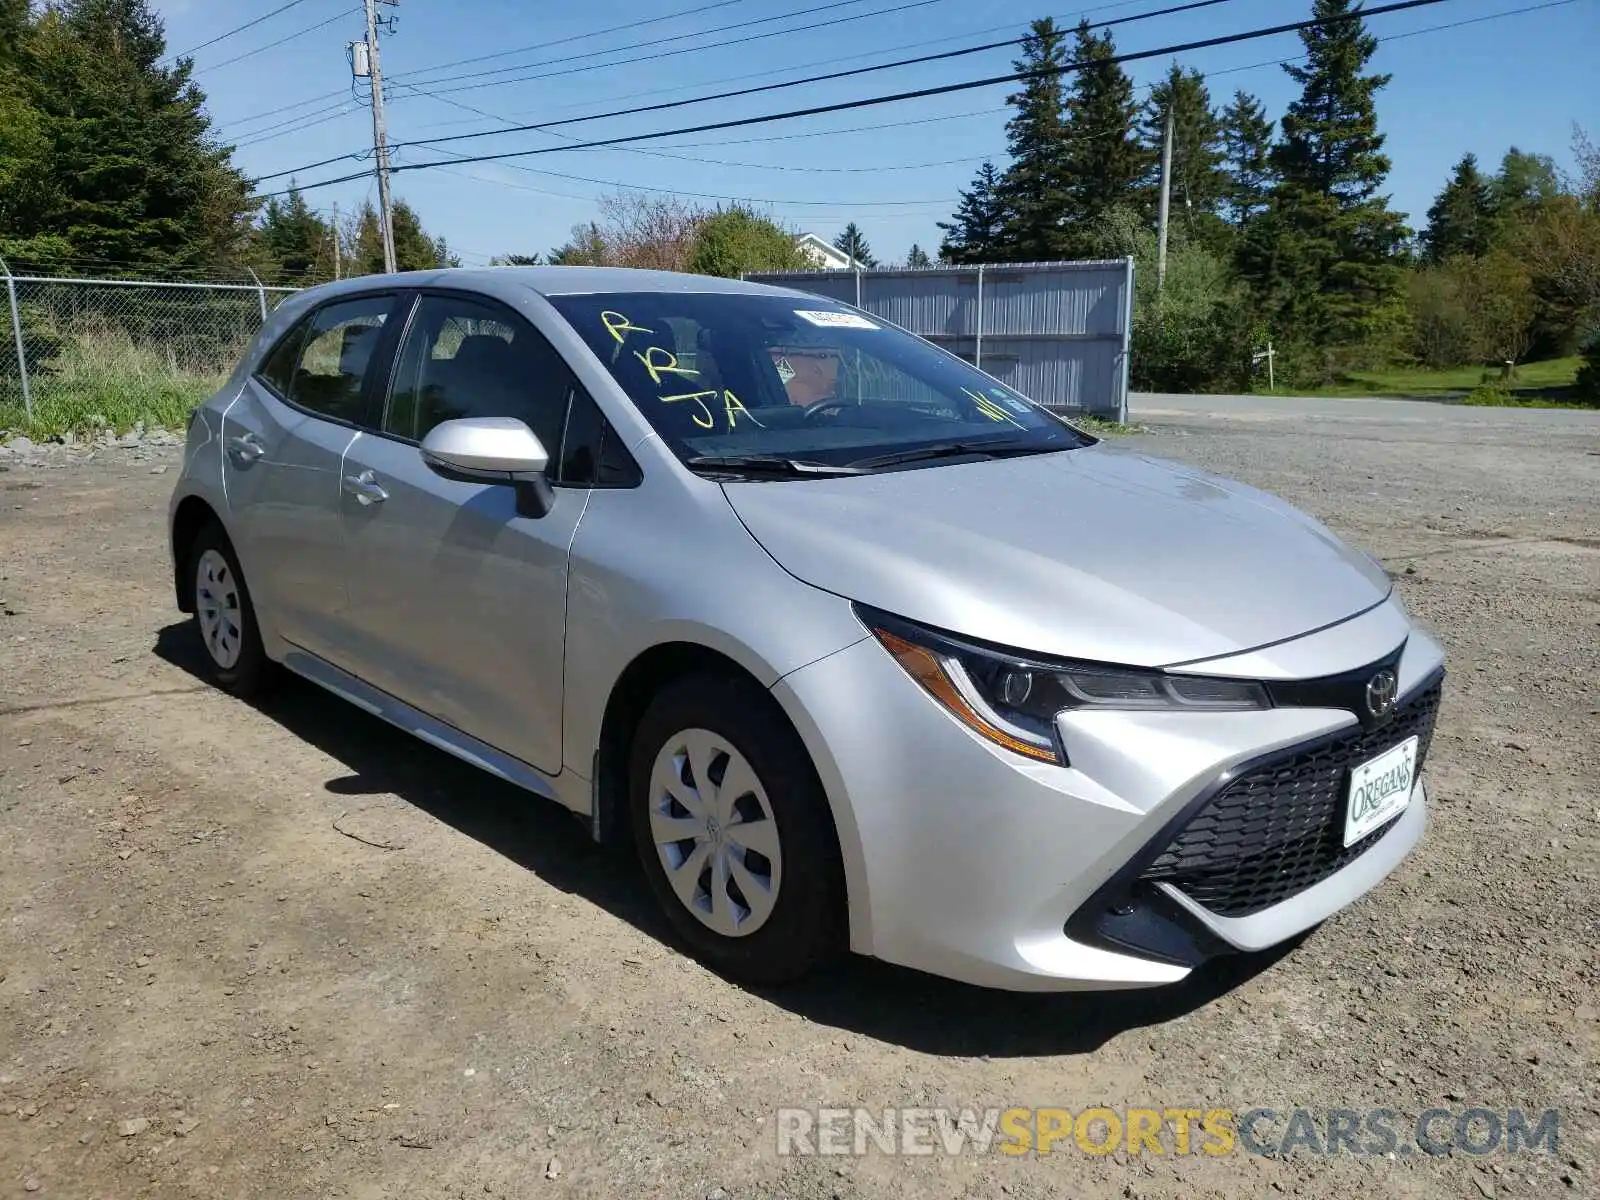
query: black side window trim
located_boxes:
[369,287,637,488]
[249,291,403,428]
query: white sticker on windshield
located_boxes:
[794,309,878,330]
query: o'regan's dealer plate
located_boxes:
[1344,735,1419,847]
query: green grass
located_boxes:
[1258,356,1586,406]
[0,327,226,440]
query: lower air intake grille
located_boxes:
[1139,680,1442,918]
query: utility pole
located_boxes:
[361,0,397,274]
[332,201,342,280]
[1156,108,1174,300]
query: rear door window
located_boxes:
[276,295,394,423]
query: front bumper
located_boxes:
[772,618,1444,992]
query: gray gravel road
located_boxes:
[1,401,1596,1199]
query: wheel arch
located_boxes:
[170,493,222,613]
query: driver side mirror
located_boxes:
[420,417,554,518]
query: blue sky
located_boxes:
[160,0,1599,265]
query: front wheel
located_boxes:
[188,523,274,699]
[629,674,844,984]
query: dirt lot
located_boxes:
[1,404,1597,1199]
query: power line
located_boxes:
[417,0,1244,139]
[253,0,1463,197]
[194,6,361,74]
[388,0,942,91]
[254,0,1248,184]
[165,0,321,61]
[387,0,754,82]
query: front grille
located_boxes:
[1139,680,1443,918]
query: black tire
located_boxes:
[629,672,845,984]
[187,522,276,699]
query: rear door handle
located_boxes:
[343,470,389,506]
[226,434,265,464]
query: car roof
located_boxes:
[293,266,817,303]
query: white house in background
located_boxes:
[794,233,858,270]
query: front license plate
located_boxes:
[1344,736,1419,846]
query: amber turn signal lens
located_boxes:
[871,628,1062,764]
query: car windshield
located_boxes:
[547,291,1093,474]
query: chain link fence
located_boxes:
[0,263,301,434]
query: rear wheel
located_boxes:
[189,523,274,698]
[629,673,844,984]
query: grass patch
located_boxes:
[0,327,224,439]
[1067,414,1146,435]
[1256,356,1586,406]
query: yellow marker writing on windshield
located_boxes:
[635,345,699,386]
[723,390,764,428]
[600,310,653,345]
[963,387,1027,429]
[660,389,719,429]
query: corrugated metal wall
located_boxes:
[744,259,1133,420]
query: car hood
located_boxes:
[721,444,1391,668]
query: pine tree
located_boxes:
[258,183,331,283]
[1058,19,1148,257]
[1421,153,1498,263]
[938,161,1008,263]
[832,222,876,267]
[14,0,254,269]
[997,17,1072,259]
[1140,64,1225,222]
[349,199,453,274]
[1219,90,1275,228]
[1241,0,1409,364]
[905,244,931,268]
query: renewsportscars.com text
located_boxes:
[776,1106,1561,1158]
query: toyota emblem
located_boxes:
[1366,669,1399,718]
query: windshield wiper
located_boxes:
[683,454,869,478]
[846,440,1048,471]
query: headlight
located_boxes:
[860,608,1270,766]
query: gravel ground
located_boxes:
[1,403,1596,1199]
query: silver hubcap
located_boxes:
[195,548,244,670]
[648,728,782,938]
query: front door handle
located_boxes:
[343,470,389,506]
[226,434,265,465]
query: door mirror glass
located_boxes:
[420,417,550,481]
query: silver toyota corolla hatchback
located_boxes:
[167,267,1444,992]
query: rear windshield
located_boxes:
[546,291,1091,468]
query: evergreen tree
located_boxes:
[938,161,1008,263]
[10,0,254,269]
[905,244,931,268]
[832,222,876,267]
[997,17,1072,259]
[1241,0,1409,364]
[549,222,609,266]
[1058,20,1148,257]
[1421,153,1498,263]
[1140,64,1225,222]
[349,199,454,274]
[1219,90,1275,228]
[258,183,330,283]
